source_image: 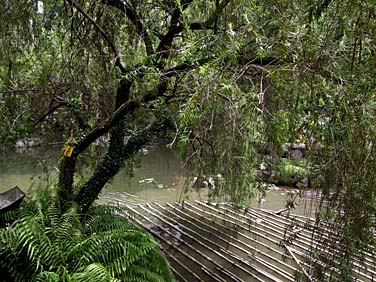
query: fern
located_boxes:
[71,263,122,282]
[0,193,175,282]
[32,271,59,282]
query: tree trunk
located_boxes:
[57,153,78,206]
[73,74,173,212]
[57,78,130,207]
[73,118,170,212]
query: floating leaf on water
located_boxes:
[142,178,157,184]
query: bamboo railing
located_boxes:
[122,201,374,282]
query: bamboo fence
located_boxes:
[122,201,375,282]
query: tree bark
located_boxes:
[57,78,131,207]
[74,117,171,212]
[57,152,78,205]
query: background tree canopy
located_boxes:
[0,0,375,280]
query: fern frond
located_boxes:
[1,201,175,282]
[31,271,60,282]
[72,262,121,282]
[125,265,172,282]
[0,209,21,228]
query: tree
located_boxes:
[1,0,276,208]
[1,1,375,280]
[1,0,240,210]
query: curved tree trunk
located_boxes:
[57,78,131,208]
[56,0,231,211]
[73,118,170,212]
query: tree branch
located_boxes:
[75,98,140,153]
[161,57,215,78]
[66,0,126,73]
[34,102,68,126]
[74,116,173,212]
[204,0,231,28]
[156,7,184,59]
[73,56,213,155]
[102,0,154,56]
[156,0,230,59]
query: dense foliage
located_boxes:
[0,190,174,282]
[0,0,375,280]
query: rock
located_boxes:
[290,149,304,161]
[296,178,309,189]
[15,138,39,148]
[93,135,109,146]
[192,175,215,190]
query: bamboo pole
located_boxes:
[261,205,375,281]
[264,208,375,274]
[177,202,298,270]
[250,206,376,279]
[220,247,294,282]
[291,244,375,281]
[218,204,316,248]
[180,202,300,274]
[165,251,203,282]
[223,202,373,273]
[138,204,244,282]
[257,207,341,242]
[125,205,225,282]
[143,203,270,282]
[231,207,339,261]
[192,202,369,278]
[196,201,313,255]
[282,243,314,282]
[202,202,375,280]
[123,202,373,282]
[256,207,338,240]
[182,202,294,260]
[162,202,296,282]
[171,266,189,282]
[188,201,282,246]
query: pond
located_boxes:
[0,143,201,203]
[0,143,314,214]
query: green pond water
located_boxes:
[0,144,315,214]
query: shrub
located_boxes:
[0,189,175,282]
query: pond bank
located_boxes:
[0,145,317,216]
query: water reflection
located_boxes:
[0,147,59,192]
[0,145,311,214]
[100,143,206,204]
[0,144,207,204]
